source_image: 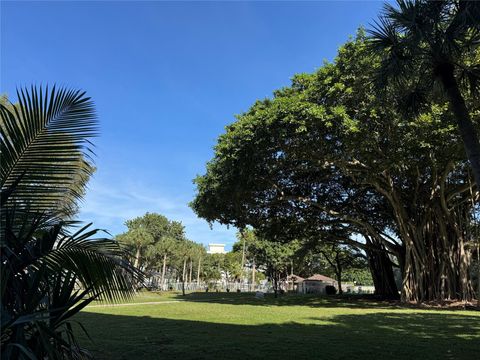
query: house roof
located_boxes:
[286,274,304,282]
[305,274,336,282]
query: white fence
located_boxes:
[344,285,375,294]
[144,278,375,295]
[145,280,270,293]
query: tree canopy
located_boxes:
[191,30,479,302]
[369,0,480,186]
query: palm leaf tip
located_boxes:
[0,85,99,216]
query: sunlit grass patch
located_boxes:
[76,292,480,360]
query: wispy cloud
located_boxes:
[78,178,237,249]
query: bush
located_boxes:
[325,285,337,295]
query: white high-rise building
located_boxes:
[207,243,226,254]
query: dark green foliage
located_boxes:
[234,230,298,277]
[325,285,337,295]
[369,0,480,186]
[1,86,139,359]
[1,213,138,359]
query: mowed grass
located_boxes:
[76,292,480,360]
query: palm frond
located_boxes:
[383,1,421,32]
[2,210,142,358]
[445,1,480,40]
[40,226,142,302]
[368,16,400,52]
[0,85,97,216]
[398,83,431,117]
[457,61,480,96]
[1,85,139,359]
[368,16,416,88]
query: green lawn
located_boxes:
[76,292,480,360]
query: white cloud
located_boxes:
[78,178,237,248]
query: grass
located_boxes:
[76,292,480,360]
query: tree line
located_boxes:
[117,213,372,296]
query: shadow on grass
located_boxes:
[169,292,409,310]
[169,292,480,312]
[75,310,480,360]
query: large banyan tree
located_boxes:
[191,32,479,302]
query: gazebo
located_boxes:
[298,274,337,294]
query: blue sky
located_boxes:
[1,1,385,250]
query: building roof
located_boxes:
[286,274,304,282]
[207,243,226,254]
[305,274,336,282]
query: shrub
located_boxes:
[325,285,337,295]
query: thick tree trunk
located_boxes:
[400,207,474,302]
[336,271,343,295]
[373,172,474,302]
[366,242,399,300]
[439,63,480,189]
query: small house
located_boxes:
[286,274,304,292]
[298,274,337,294]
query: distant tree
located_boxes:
[291,238,373,288]
[261,240,300,297]
[117,227,154,269]
[342,268,374,286]
[224,252,243,283]
[202,253,224,285]
[318,243,367,294]
[145,235,177,285]
[233,231,300,297]
[233,229,261,285]
[117,213,191,291]
[191,243,207,284]
[173,239,197,295]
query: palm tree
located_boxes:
[368,0,480,187]
[1,86,140,359]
